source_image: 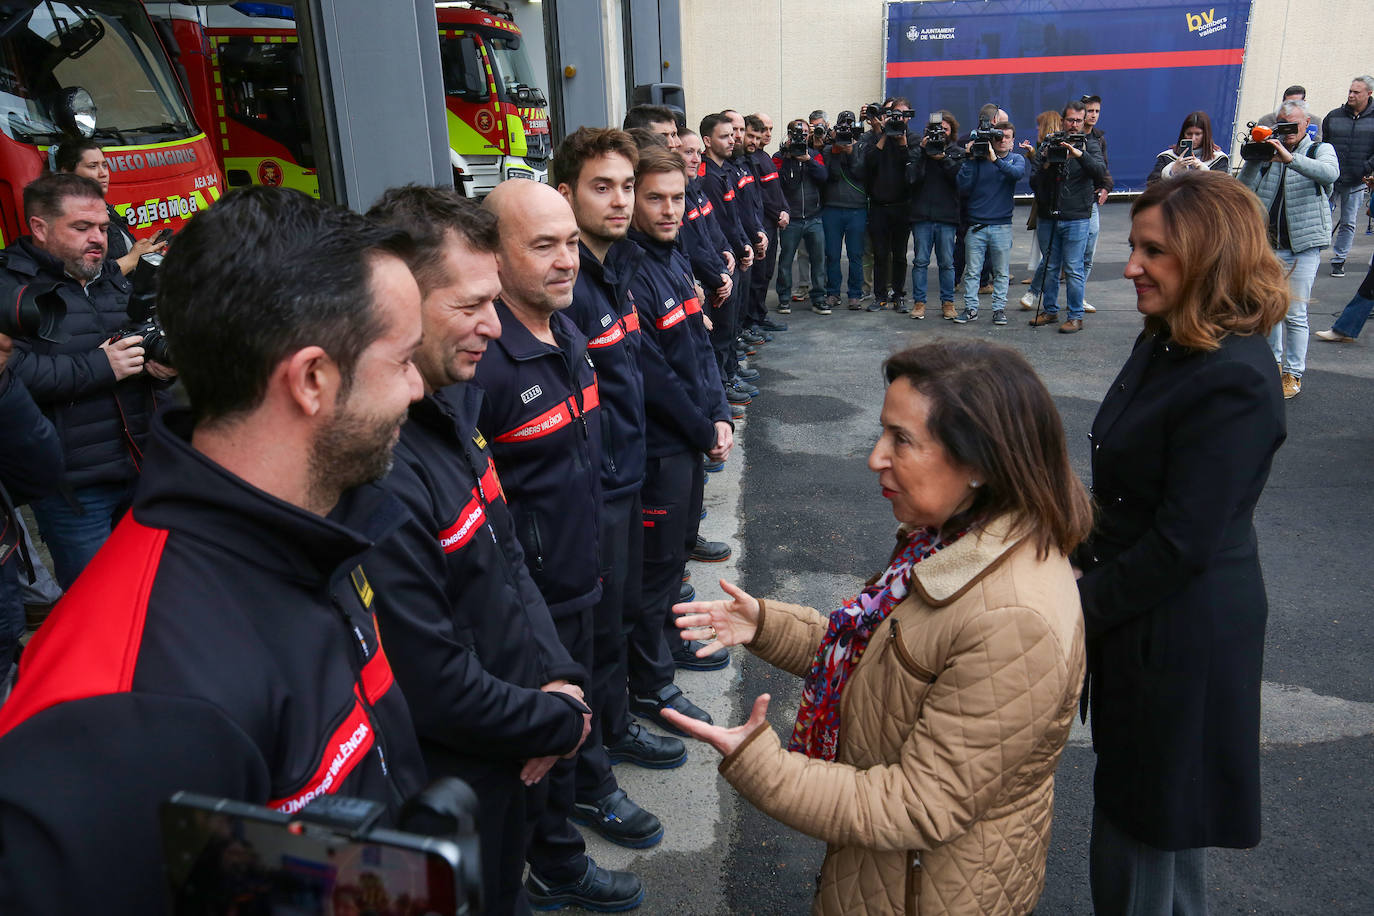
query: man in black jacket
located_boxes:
[0,335,62,694]
[365,186,595,916]
[774,118,830,314]
[1,173,174,588]
[1028,100,1107,333]
[0,187,431,914]
[860,98,918,312]
[1321,76,1374,276]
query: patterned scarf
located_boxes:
[788,527,960,760]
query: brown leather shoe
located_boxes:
[910,301,926,319]
[1028,312,1058,327]
[1059,318,1084,333]
[941,301,956,319]
[978,284,993,295]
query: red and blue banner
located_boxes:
[884,0,1254,191]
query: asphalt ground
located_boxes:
[583,200,1374,913]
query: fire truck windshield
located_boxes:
[483,33,541,104]
[0,1,195,145]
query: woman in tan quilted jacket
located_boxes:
[667,340,1091,915]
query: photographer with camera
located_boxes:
[1026,100,1106,333]
[773,118,830,314]
[0,331,61,698]
[859,98,918,312]
[820,110,869,310]
[0,173,174,589]
[905,110,963,320]
[954,120,1026,325]
[1239,99,1338,398]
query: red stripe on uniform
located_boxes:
[439,495,487,553]
[496,402,574,443]
[760,172,778,182]
[588,323,626,349]
[580,380,600,413]
[886,48,1244,79]
[657,303,687,330]
[0,518,167,738]
[686,207,701,220]
[268,699,375,814]
[480,458,503,503]
[621,311,641,333]
[737,174,755,189]
[683,297,702,316]
[358,633,394,705]
[701,202,714,216]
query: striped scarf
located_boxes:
[788,527,958,760]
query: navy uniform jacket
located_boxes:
[0,410,428,914]
[365,383,588,782]
[729,153,766,241]
[701,157,750,257]
[748,148,787,225]
[627,228,731,458]
[473,302,603,618]
[680,175,730,293]
[566,241,647,501]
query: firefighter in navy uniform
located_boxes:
[744,113,789,333]
[624,146,735,735]
[678,127,735,340]
[553,129,686,841]
[477,180,647,911]
[0,188,429,915]
[699,113,755,403]
[364,187,594,916]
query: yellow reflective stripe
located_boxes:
[505,113,528,156]
[38,133,211,154]
[224,157,321,197]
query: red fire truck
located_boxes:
[0,0,222,246]
[159,0,552,198]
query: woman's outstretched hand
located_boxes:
[663,694,771,756]
[673,579,761,656]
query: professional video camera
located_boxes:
[110,251,172,367]
[783,122,810,157]
[0,276,66,342]
[162,779,483,915]
[831,110,859,145]
[1038,130,1087,164]
[922,113,948,155]
[968,117,1003,159]
[1239,120,1299,162]
[883,107,915,138]
[860,102,883,122]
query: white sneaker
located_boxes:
[1019,292,1036,310]
[1083,302,1097,313]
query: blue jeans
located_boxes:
[963,223,1012,312]
[822,206,866,299]
[1331,186,1367,264]
[1331,293,1374,338]
[911,221,956,304]
[776,215,826,304]
[30,481,132,589]
[1270,248,1318,377]
[1084,201,1101,279]
[1036,217,1091,319]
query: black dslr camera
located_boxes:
[110,251,172,367]
[1038,130,1087,163]
[0,275,67,342]
[860,102,883,122]
[883,107,914,138]
[968,117,1003,159]
[1239,120,1299,162]
[831,110,859,145]
[783,122,810,157]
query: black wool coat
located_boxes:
[1074,327,1285,851]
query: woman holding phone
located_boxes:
[1147,111,1230,185]
[53,139,169,275]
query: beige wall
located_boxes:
[680,0,1369,156]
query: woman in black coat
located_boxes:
[1074,170,1289,915]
